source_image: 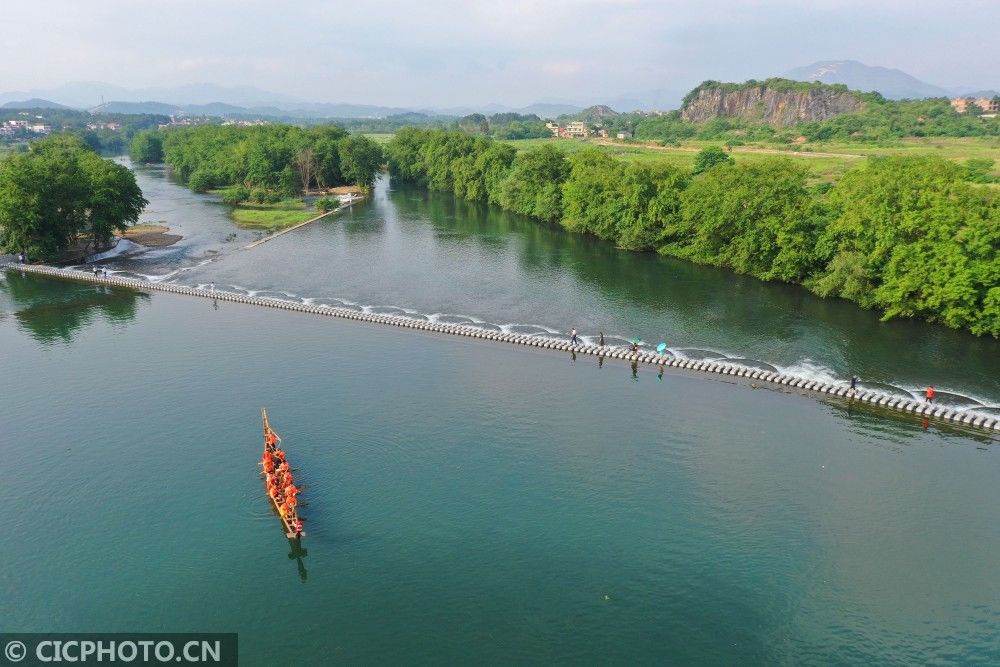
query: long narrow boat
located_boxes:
[261,408,304,539]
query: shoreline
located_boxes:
[119,224,182,248]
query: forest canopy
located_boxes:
[386,129,999,336]
[133,124,385,194]
[0,135,147,260]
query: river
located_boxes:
[1,161,998,664]
[106,161,1000,410]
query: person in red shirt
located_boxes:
[926,385,935,403]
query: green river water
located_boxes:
[1,164,998,664]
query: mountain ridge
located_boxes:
[782,60,950,100]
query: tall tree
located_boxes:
[293,148,317,191]
[338,135,384,188]
[0,135,146,259]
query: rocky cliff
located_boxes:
[681,81,864,126]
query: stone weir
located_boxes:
[6,263,999,435]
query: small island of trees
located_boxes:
[0,135,146,260]
[130,125,384,200]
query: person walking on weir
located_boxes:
[850,375,858,397]
[598,332,605,347]
[926,385,935,403]
[570,328,578,345]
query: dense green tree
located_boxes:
[382,127,998,336]
[616,163,690,250]
[129,130,164,163]
[478,143,518,204]
[962,158,996,183]
[221,186,250,206]
[810,156,998,334]
[0,135,146,259]
[158,124,381,193]
[693,146,734,174]
[497,145,570,221]
[278,164,301,197]
[561,150,625,239]
[669,160,820,281]
[337,135,384,188]
[561,152,688,250]
[385,127,433,184]
[187,168,215,193]
[82,152,147,249]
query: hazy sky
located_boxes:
[1,0,996,106]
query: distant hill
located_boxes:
[0,81,302,109]
[562,104,620,123]
[783,60,949,100]
[260,102,414,118]
[184,102,256,117]
[603,89,685,112]
[514,102,583,117]
[91,101,180,115]
[1,98,71,110]
[681,79,865,126]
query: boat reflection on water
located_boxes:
[287,537,308,583]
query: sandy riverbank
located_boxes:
[120,224,182,248]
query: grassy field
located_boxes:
[208,186,321,229]
[364,133,395,145]
[228,200,318,229]
[500,136,1000,183]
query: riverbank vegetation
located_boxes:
[387,129,999,336]
[131,125,384,196]
[0,135,146,260]
[501,136,1000,183]
[203,184,323,229]
[626,101,1000,146]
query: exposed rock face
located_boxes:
[681,85,863,126]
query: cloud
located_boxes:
[0,0,996,106]
[540,61,584,77]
